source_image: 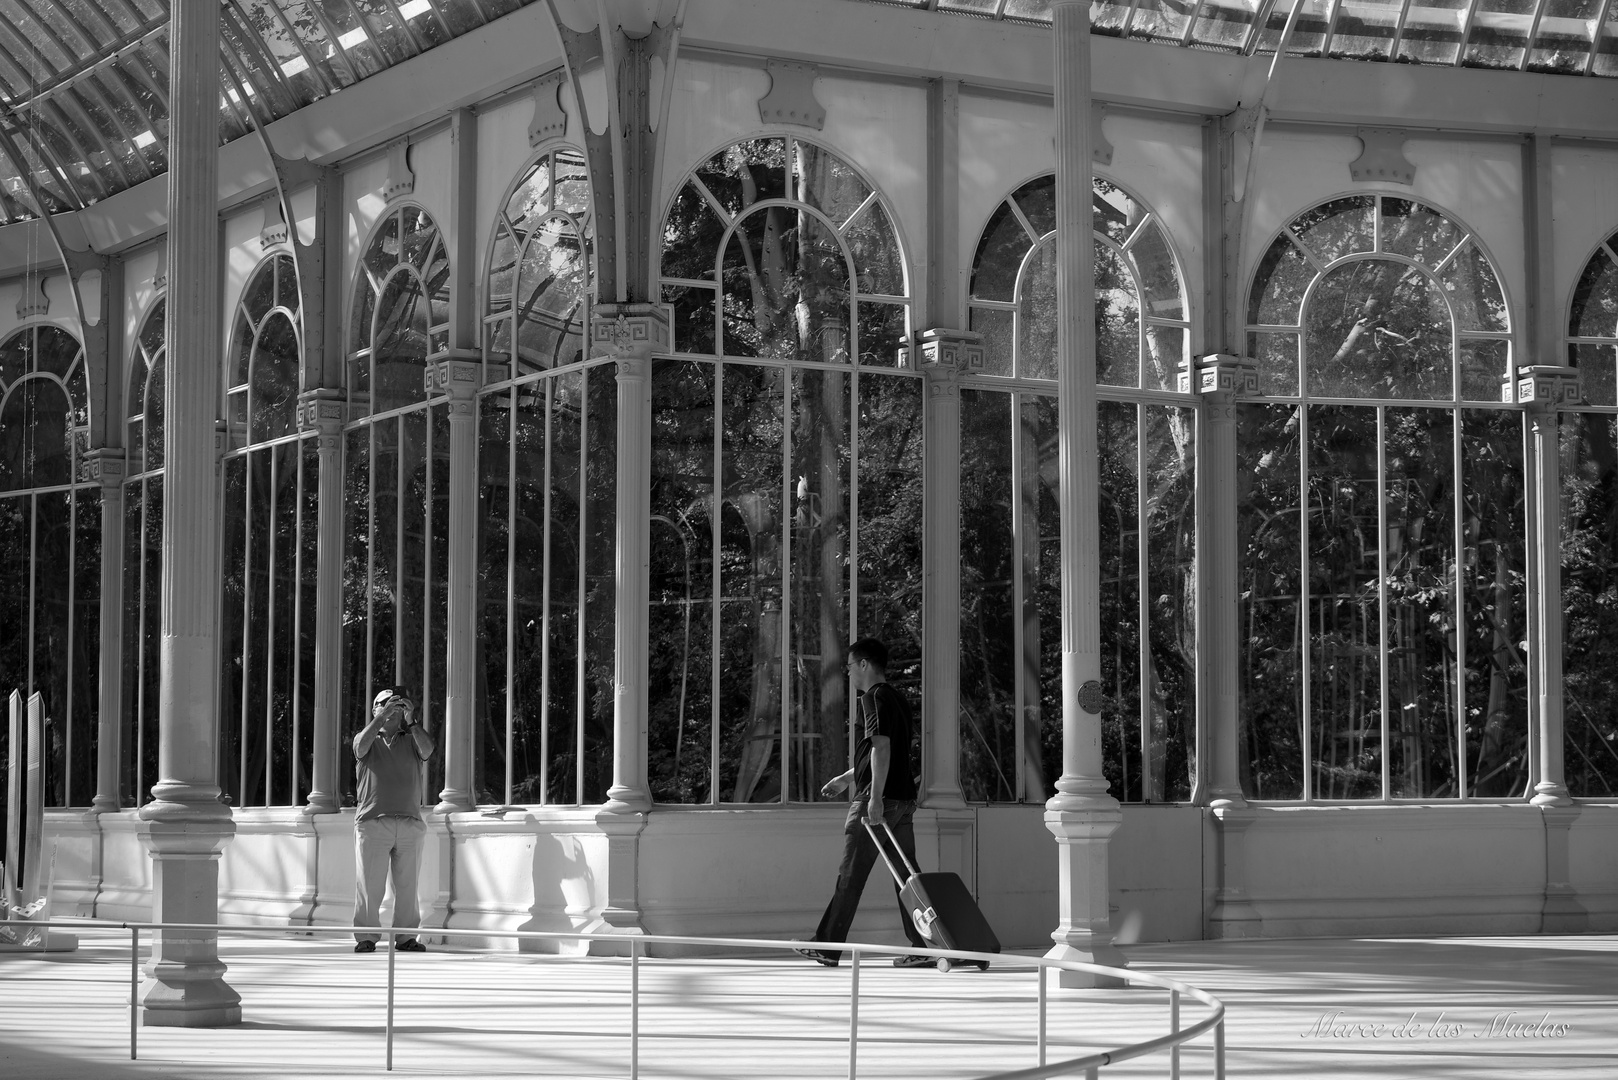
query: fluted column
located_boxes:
[86,450,125,814]
[300,391,345,814]
[915,331,978,809]
[430,358,481,814]
[138,0,238,1027]
[1045,0,1124,986]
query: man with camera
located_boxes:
[352,687,435,954]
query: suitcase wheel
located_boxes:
[937,957,953,973]
[977,961,991,971]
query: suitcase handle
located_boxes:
[862,816,921,882]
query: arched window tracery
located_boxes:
[649,136,919,805]
[1241,194,1522,801]
[475,147,611,808]
[340,205,451,807]
[1560,229,1618,797]
[220,253,316,808]
[124,299,166,807]
[962,174,1196,805]
[0,322,99,808]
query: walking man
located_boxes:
[798,638,933,968]
[353,687,434,954]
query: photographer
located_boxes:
[352,687,434,954]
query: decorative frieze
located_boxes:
[902,327,984,375]
[1178,352,1258,396]
[590,303,672,362]
[1510,364,1582,409]
[82,447,125,489]
[424,354,482,398]
[758,59,825,130]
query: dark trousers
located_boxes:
[813,798,927,955]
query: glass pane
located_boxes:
[513,219,587,375]
[1019,239,1059,381]
[35,326,82,381]
[972,198,1035,303]
[1569,242,1618,339]
[662,181,725,282]
[1291,196,1376,265]
[1306,260,1453,399]
[1331,0,1402,60]
[1384,408,1458,797]
[959,388,1017,802]
[364,207,400,281]
[1248,236,1313,327]
[1249,331,1300,397]
[663,284,717,356]
[1561,411,1618,797]
[339,426,369,806]
[1144,324,1185,392]
[791,366,854,803]
[146,352,167,468]
[1031,394,1062,800]
[1381,198,1465,268]
[719,363,784,802]
[372,271,429,412]
[696,138,787,219]
[1094,241,1140,387]
[1460,338,1511,403]
[795,140,872,228]
[1441,242,1510,332]
[1191,0,1257,50]
[476,390,511,803]
[649,360,717,803]
[971,305,1014,378]
[1092,178,1136,245]
[846,201,905,297]
[1130,221,1183,321]
[857,301,908,368]
[721,209,850,363]
[1462,409,1528,797]
[70,486,100,806]
[250,312,301,442]
[1016,175,1056,238]
[1569,342,1616,407]
[0,379,72,490]
[1238,402,1305,799]
[1145,403,1197,802]
[1397,0,1469,64]
[1462,0,1536,69]
[31,491,71,805]
[1098,400,1142,801]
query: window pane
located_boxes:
[1461,339,1511,403]
[846,201,905,297]
[1238,403,1305,799]
[972,198,1034,303]
[1562,411,1618,797]
[971,306,1015,378]
[795,140,872,228]
[722,209,850,363]
[959,388,1017,802]
[513,220,587,375]
[1441,242,1510,332]
[1129,221,1183,321]
[1307,405,1383,799]
[372,271,429,412]
[1249,236,1313,327]
[1290,196,1375,265]
[1098,400,1141,801]
[1306,260,1452,399]
[662,181,725,282]
[510,381,550,801]
[1381,198,1465,268]
[251,312,301,442]
[857,301,907,368]
[1249,330,1300,397]
[1144,324,1185,392]
[1144,403,1196,802]
[1569,242,1618,339]
[1569,342,1616,408]
[1094,242,1139,387]
[664,283,717,356]
[476,390,511,804]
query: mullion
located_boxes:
[540,376,553,804]
[1299,404,1312,802]
[1376,406,1390,801]
[505,386,517,805]
[1138,401,1151,800]
[266,447,281,806]
[710,362,723,806]
[1011,390,1027,802]
[575,371,589,805]
[240,456,254,805]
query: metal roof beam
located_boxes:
[0,15,169,113]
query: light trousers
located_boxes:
[353,815,426,944]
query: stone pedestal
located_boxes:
[586,810,648,954]
[1044,806,1126,986]
[139,816,240,1026]
[1539,805,1586,933]
[1209,806,1263,939]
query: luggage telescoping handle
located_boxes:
[862,816,922,883]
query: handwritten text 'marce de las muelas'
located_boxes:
[1301,1011,1572,1040]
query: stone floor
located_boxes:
[2,928,1616,1079]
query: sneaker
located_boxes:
[792,946,840,968]
[893,954,937,969]
[395,938,427,952]
[354,941,376,953]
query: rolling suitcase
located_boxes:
[865,817,1000,971]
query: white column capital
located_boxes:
[590,303,672,364]
[1179,352,1258,398]
[424,352,483,401]
[904,327,984,379]
[83,447,126,490]
[1510,364,1582,411]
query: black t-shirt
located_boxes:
[853,682,918,801]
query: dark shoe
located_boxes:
[395,938,427,952]
[354,941,376,953]
[793,946,839,968]
[893,954,937,968]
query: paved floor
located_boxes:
[2,929,1615,1079]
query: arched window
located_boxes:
[0,322,98,807]
[124,300,166,806]
[1561,230,1618,797]
[962,175,1195,805]
[649,136,918,804]
[476,148,610,807]
[1241,194,1521,801]
[220,253,315,808]
[340,206,450,806]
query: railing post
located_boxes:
[386,930,396,1071]
[630,937,640,1080]
[848,948,860,1080]
[1037,964,1047,1067]
[1170,988,1180,1079]
[129,926,138,1060]
[1215,1017,1226,1080]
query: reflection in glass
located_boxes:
[1306,261,1452,399]
[1561,411,1618,796]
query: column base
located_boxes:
[1043,802,1125,987]
[590,808,648,948]
[1044,940,1128,988]
[1540,804,1586,933]
[140,959,243,1027]
[137,809,240,1028]
[1209,806,1264,940]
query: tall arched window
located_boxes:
[1242,194,1520,801]
[0,322,98,807]
[963,175,1195,805]
[1561,229,1618,797]
[476,147,612,806]
[650,136,918,804]
[124,300,165,806]
[220,253,315,808]
[341,205,451,806]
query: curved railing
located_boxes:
[2,919,1226,1079]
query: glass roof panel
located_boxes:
[1526,0,1600,73]
[1190,0,1262,51]
[1329,0,1403,61]
[1463,0,1537,68]
[1595,6,1618,76]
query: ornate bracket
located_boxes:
[1350,129,1416,186]
[1179,352,1258,396]
[903,327,984,383]
[152,244,167,293]
[758,59,825,130]
[424,354,483,400]
[1092,103,1114,167]
[383,138,415,203]
[259,194,289,250]
[590,302,672,365]
[16,275,48,319]
[1510,364,1583,410]
[529,69,569,147]
[298,387,347,446]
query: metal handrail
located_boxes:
[2,918,1226,1079]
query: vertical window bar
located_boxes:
[365,422,377,727]
[1011,391,1027,802]
[266,447,280,806]
[27,490,36,730]
[395,415,405,690]
[1138,401,1151,801]
[540,376,553,805]
[1376,406,1390,801]
[780,371,792,804]
[1299,405,1312,801]
[240,458,254,805]
[576,370,589,805]
[423,408,433,760]
[293,436,307,804]
[505,386,517,806]
[1452,406,1468,796]
[1583,0,1616,76]
[711,363,723,805]
[135,478,145,805]
[848,366,862,775]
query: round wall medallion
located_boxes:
[1077,679,1105,714]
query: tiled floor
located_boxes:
[2,929,1615,1079]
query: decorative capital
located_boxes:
[529,69,568,147]
[16,275,48,319]
[758,59,825,130]
[83,447,126,488]
[903,328,984,375]
[590,303,672,362]
[259,194,289,250]
[1179,353,1258,397]
[1511,365,1582,410]
[1351,128,1415,186]
[298,387,347,434]
[383,138,415,203]
[424,353,482,400]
